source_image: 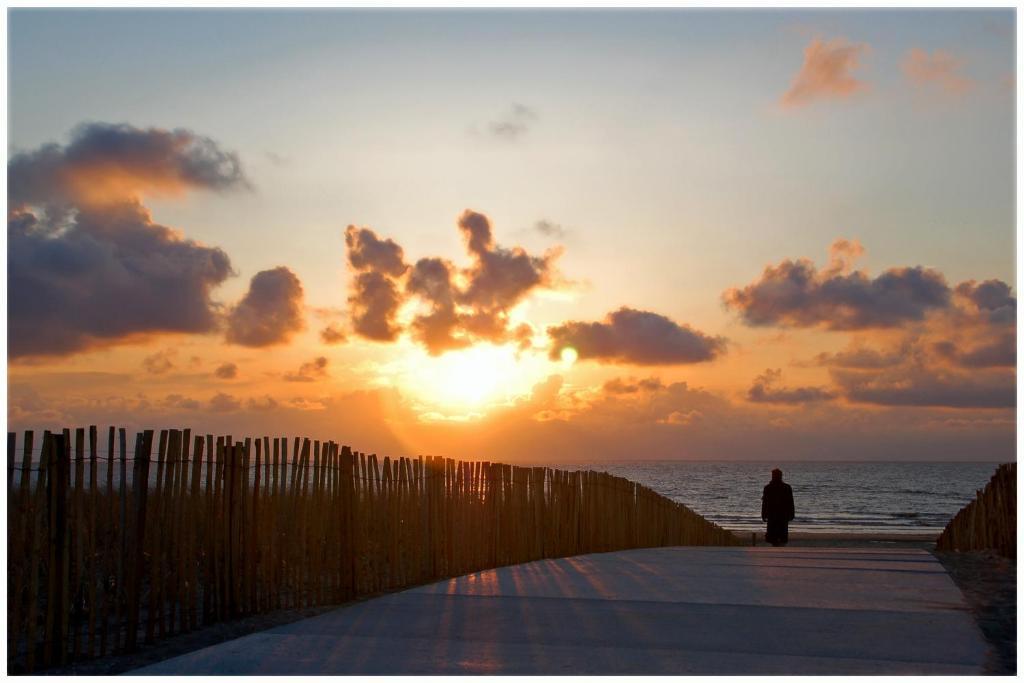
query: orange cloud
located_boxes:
[345,210,564,354]
[283,356,329,383]
[320,324,348,345]
[729,238,1015,411]
[8,123,250,359]
[9,122,249,209]
[824,238,865,276]
[747,368,836,405]
[603,377,665,395]
[142,349,177,375]
[7,367,1015,463]
[781,38,869,108]
[657,410,704,426]
[209,392,242,412]
[902,48,974,97]
[214,362,238,380]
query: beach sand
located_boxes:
[738,530,937,549]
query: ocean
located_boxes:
[555,461,1005,535]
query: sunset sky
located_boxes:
[6,9,1017,462]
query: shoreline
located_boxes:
[729,530,937,548]
[729,530,937,540]
[790,531,933,541]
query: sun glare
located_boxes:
[559,346,578,366]
[396,344,551,418]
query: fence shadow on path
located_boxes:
[6,426,740,673]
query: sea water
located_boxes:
[551,461,1004,534]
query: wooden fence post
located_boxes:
[9,424,745,671]
[341,446,357,599]
[24,432,50,673]
[125,430,153,652]
[44,433,69,666]
[936,463,1016,558]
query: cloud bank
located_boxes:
[831,365,1014,409]
[723,240,950,330]
[728,241,1015,410]
[8,123,249,359]
[747,368,836,404]
[9,203,234,358]
[603,377,665,395]
[547,307,726,366]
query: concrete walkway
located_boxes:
[132,546,988,675]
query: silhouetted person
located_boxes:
[761,468,795,547]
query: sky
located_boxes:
[6,8,1017,462]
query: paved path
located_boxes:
[133,546,988,675]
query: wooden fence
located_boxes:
[6,427,739,672]
[935,462,1016,558]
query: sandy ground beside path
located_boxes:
[738,530,937,549]
[935,550,1016,675]
[37,604,345,676]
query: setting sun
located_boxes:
[393,343,552,418]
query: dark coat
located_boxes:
[761,480,795,522]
